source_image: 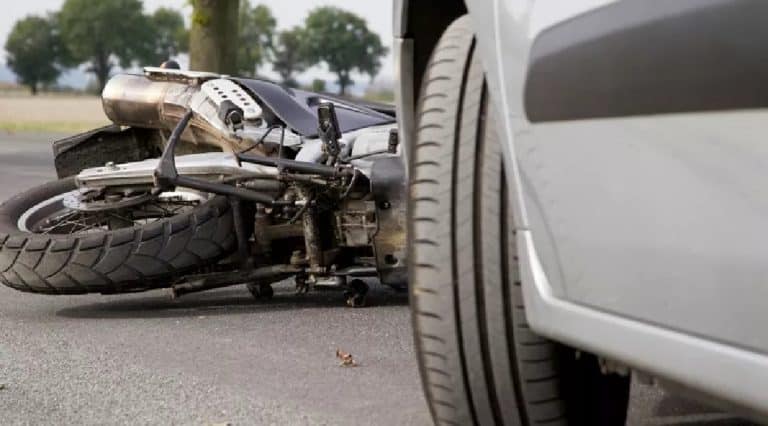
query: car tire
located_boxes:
[408,15,631,425]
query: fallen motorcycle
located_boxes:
[0,67,405,307]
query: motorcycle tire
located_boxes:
[0,178,236,294]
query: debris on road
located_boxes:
[336,349,357,367]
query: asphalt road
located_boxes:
[0,133,752,425]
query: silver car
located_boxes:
[395,0,768,424]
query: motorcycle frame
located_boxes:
[149,110,381,296]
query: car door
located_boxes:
[506,0,768,354]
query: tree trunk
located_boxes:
[92,52,112,94]
[96,68,109,94]
[278,70,293,86]
[95,63,110,95]
[29,83,38,96]
[337,72,352,96]
[190,0,240,74]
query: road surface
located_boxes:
[0,132,752,425]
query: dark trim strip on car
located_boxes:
[525,0,768,122]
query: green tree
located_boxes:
[4,15,67,95]
[190,0,239,74]
[272,27,310,87]
[237,2,277,77]
[150,8,189,64]
[58,0,156,93]
[310,79,326,93]
[303,7,387,95]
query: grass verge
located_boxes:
[0,121,109,134]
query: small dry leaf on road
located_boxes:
[336,348,358,367]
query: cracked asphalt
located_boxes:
[0,132,752,425]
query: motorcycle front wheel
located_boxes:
[0,178,236,294]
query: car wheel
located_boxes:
[408,15,631,425]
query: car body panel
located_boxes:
[518,110,768,354]
[396,0,768,417]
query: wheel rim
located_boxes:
[17,189,206,234]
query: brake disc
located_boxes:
[62,189,153,212]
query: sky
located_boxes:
[0,0,395,91]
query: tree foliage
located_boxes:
[5,1,390,96]
[150,8,189,64]
[4,15,67,95]
[303,7,387,95]
[237,1,276,77]
[272,27,310,87]
[58,0,157,93]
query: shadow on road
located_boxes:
[56,285,409,320]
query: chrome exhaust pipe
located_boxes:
[101,73,194,129]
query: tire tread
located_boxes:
[0,179,235,294]
[409,15,569,426]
